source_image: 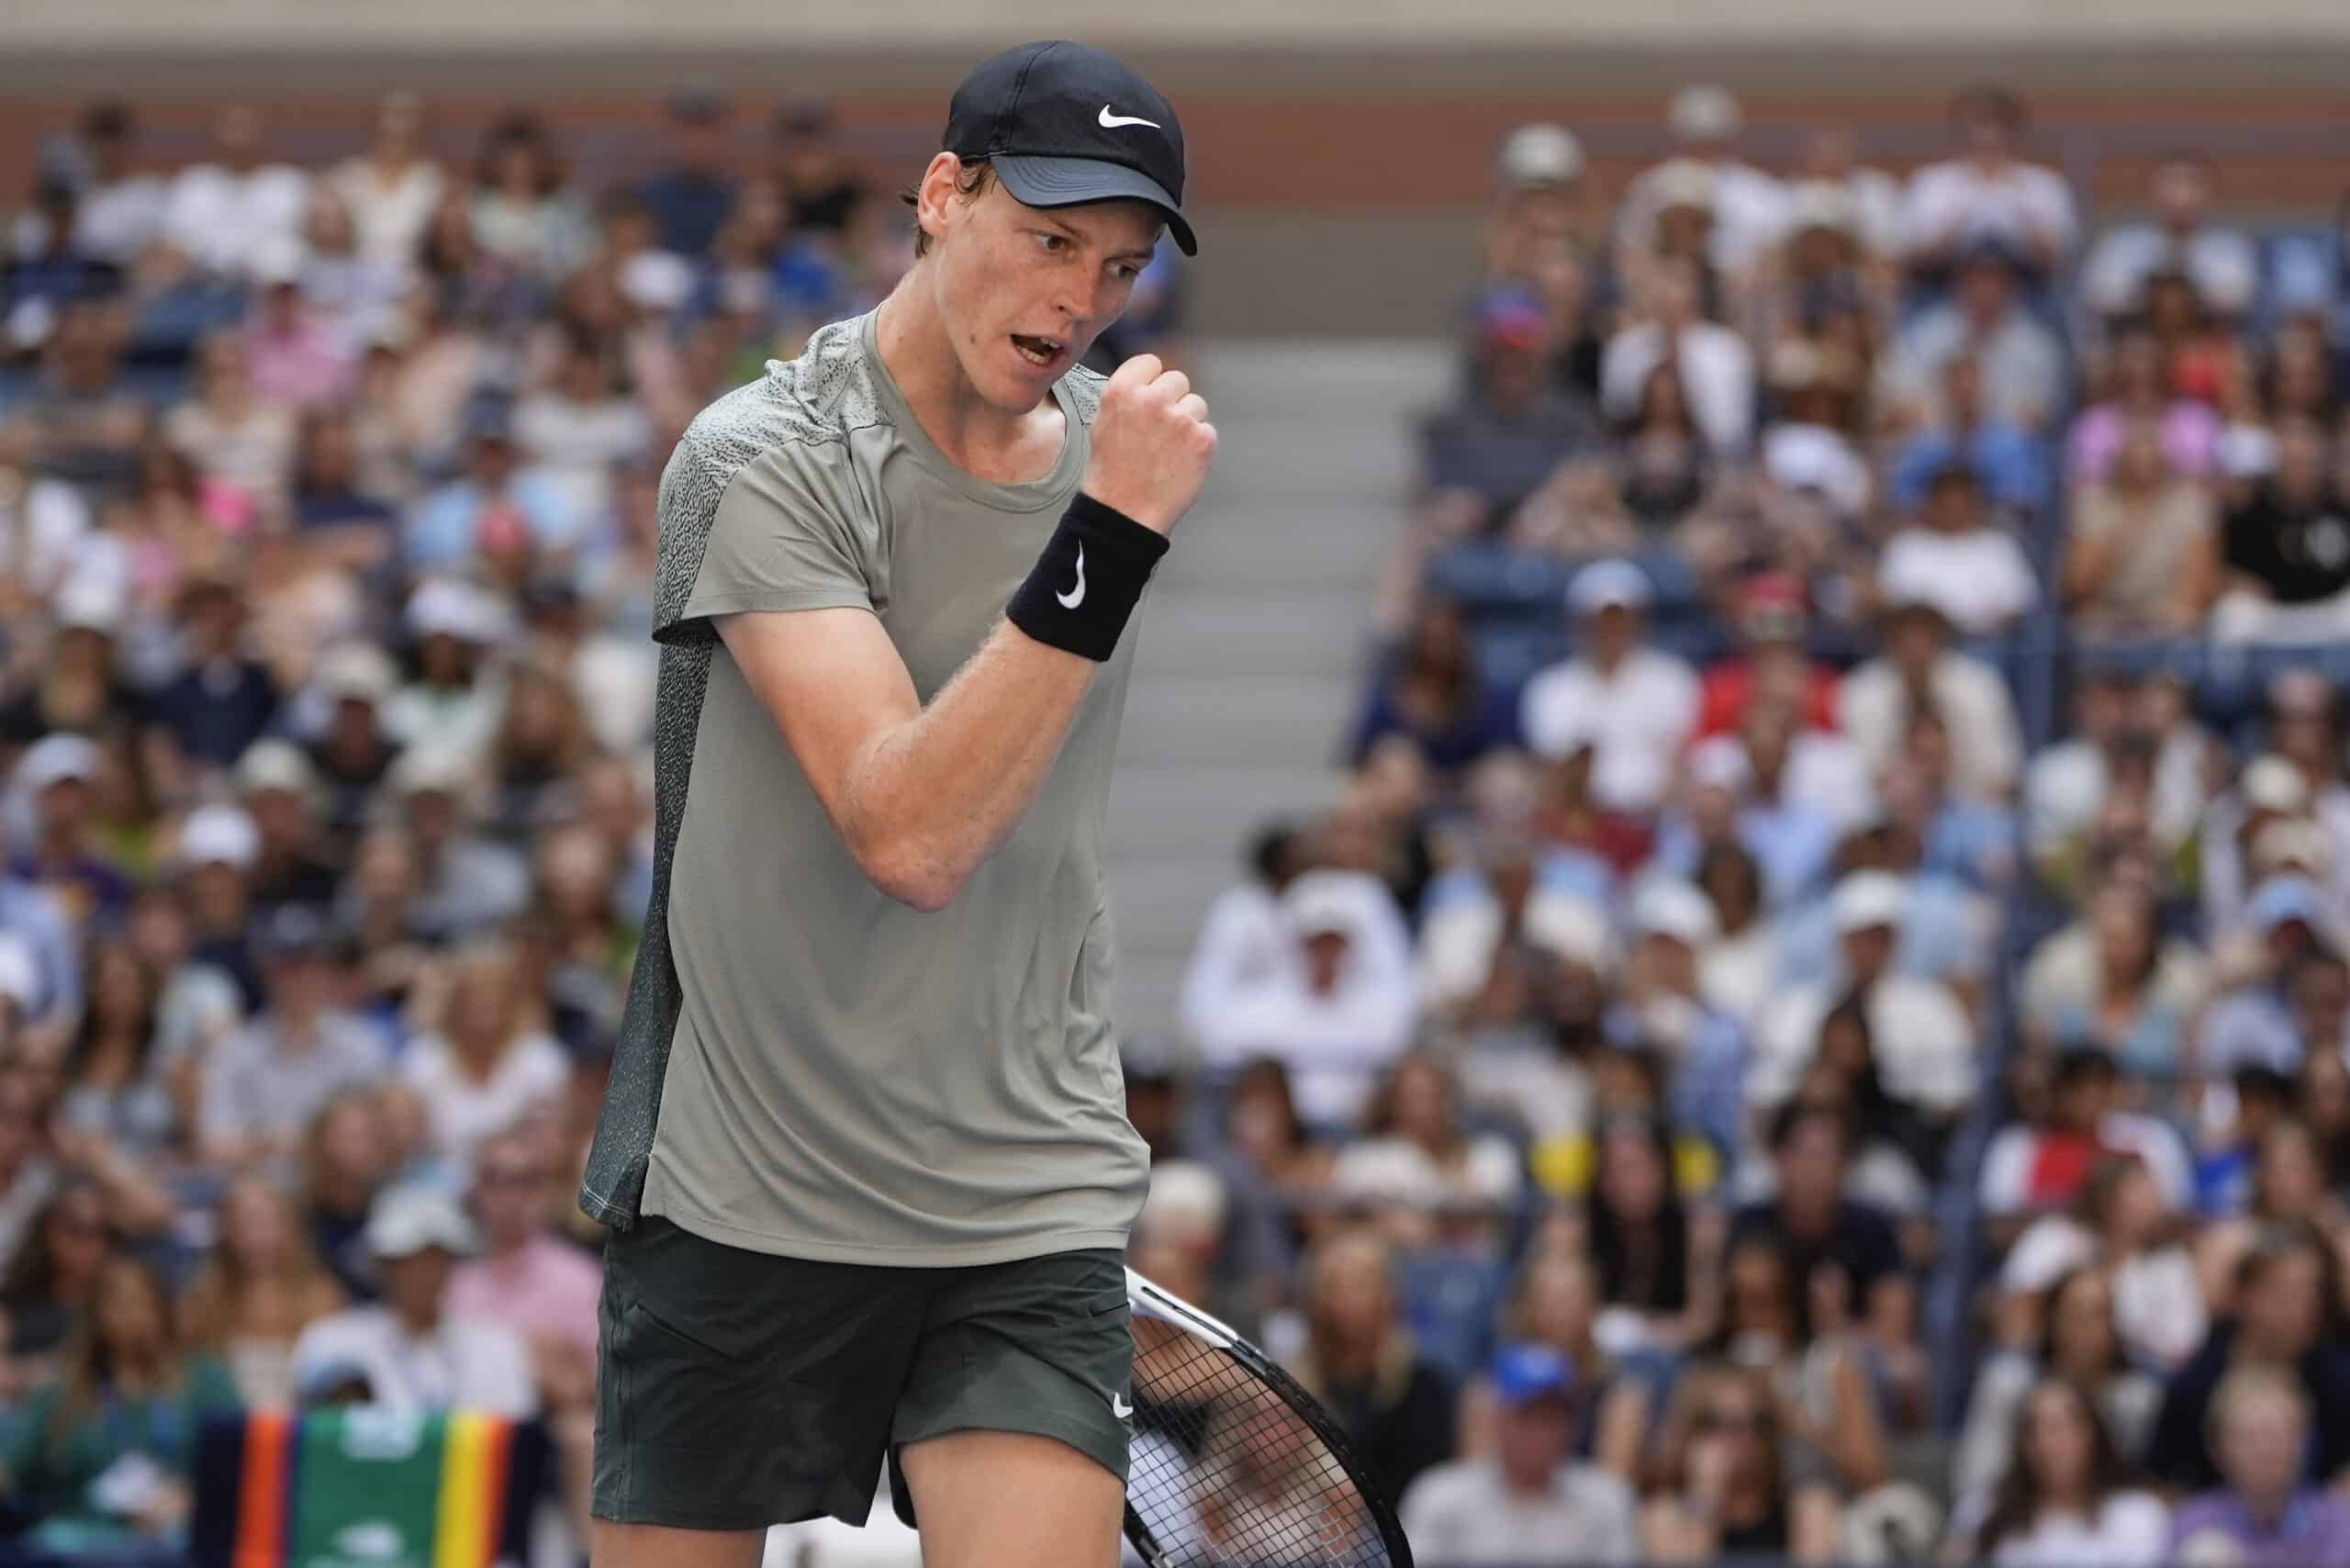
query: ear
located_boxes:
[913,151,968,253]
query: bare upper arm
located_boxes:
[714,607,919,864]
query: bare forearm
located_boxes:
[842,620,1099,910]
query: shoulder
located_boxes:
[666,316,890,503]
[1562,1462,1638,1514]
[1399,1460,1482,1509]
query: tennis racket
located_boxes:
[1121,1270,1413,1568]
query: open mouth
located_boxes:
[1011,332,1065,368]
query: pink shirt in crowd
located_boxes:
[445,1234,602,1358]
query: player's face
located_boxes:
[930,174,1159,411]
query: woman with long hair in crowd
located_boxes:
[1954,1264,2165,1523]
[398,941,570,1174]
[177,1174,346,1406]
[1456,1245,1653,1478]
[0,1181,114,1392]
[297,1090,394,1303]
[468,111,590,279]
[0,1254,240,1551]
[2197,1118,2350,1314]
[162,331,297,524]
[1222,1058,1337,1259]
[481,657,596,844]
[1953,1375,2168,1566]
[1347,596,1516,781]
[57,937,179,1161]
[1582,1110,1714,1352]
[1640,1360,1842,1563]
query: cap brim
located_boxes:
[993,154,1196,255]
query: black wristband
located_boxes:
[1006,493,1171,661]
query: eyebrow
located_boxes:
[1036,213,1155,266]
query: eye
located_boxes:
[1112,263,1142,282]
[1035,232,1069,254]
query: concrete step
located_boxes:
[1133,588,1382,678]
[1103,761,1345,857]
[1114,676,1361,767]
[1155,503,1404,589]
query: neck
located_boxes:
[394,1304,440,1336]
[873,276,1044,475]
[2240,1484,2293,1526]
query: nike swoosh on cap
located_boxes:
[1058,543,1087,609]
[1098,106,1161,129]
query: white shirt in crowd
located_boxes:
[1399,1459,1642,1567]
[400,1030,573,1174]
[513,392,653,522]
[2025,734,2209,865]
[1977,1110,2196,1216]
[75,174,171,267]
[1700,918,1784,1030]
[1330,1132,1524,1214]
[1984,1492,2172,1568]
[1901,158,2078,262]
[1623,158,1791,274]
[291,1306,538,1417]
[1841,651,2022,801]
[1521,647,1701,815]
[2082,222,2259,319]
[1878,527,2041,636]
[1189,874,1417,1126]
[1181,871,1412,1055]
[330,157,446,271]
[2001,1216,2209,1371]
[165,160,311,279]
[1599,320,1756,456]
[1755,975,1975,1114]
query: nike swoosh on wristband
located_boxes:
[1111,1393,1134,1419]
[1098,106,1161,129]
[1058,543,1087,609]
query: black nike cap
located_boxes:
[943,39,1195,255]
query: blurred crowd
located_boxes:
[1149,83,2350,1567]
[2,69,2349,1568]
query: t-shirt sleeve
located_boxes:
[676,445,874,630]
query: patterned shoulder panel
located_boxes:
[1062,362,1108,427]
[649,316,886,645]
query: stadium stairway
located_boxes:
[1102,339,1457,1053]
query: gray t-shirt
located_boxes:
[582,309,1150,1265]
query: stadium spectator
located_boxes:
[1400,1341,1639,1564]
[329,90,444,273]
[1639,1360,1843,1562]
[2084,152,2258,324]
[1623,85,1788,278]
[177,1174,347,1406]
[1839,592,2022,801]
[399,942,569,1173]
[289,1182,535,1415]
[1976,1048,2193,1247]
[1601,259,1755,458]
[60,102,167,270]
[1876,461,2039,638]
[2168,1364,2350,1567]
[1522,560,1699,817]
[1288,1227,1456,1507]
[196,906,387,1172]
[2216,414,2350,639]
[2019,876,2209,1087]
[1418,289,1598,539]
[1886,241,2066,432]
[0,1254,239,1552]
[633,84,737,261]
[2147,1220,2350,1492]
[1192,870,1417,1129]
[1348,597,1517,778]
[1899,84,2076,280]
[8,734,134,934]
[56,938,180,1160]
[147,575,280,772]
[1953,1374,2169,1566]
[162,103,309,283]
[6,299,148,504]
[2064,420,2221,634]
[1886,353,2051,514]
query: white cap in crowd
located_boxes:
[1567,558,1655,618]
[14,734,102,795]
[2241,755,2310,815]
[364,1182,481,1260]
[407,578,511,646]
[1281,871,1361,941]
[1830,869,1909,935]
[1526,889,1617,975]
[388,744,480,801]
[1497,123,1585,189]
[237,738,319,799]
[1631,879,1720,948]
[177,803,261,872]
[1685,735,1754,797]
[316,642,399,706]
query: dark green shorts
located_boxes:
[591,1215,1133,1531]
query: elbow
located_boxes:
[858,837,965,913]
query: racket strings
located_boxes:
[1125,1317,1394,1567]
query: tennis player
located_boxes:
[579,39,1212,1568]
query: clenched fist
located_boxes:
[1082,354,1216,534]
